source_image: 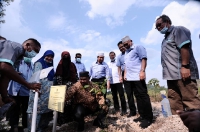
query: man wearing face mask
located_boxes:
[73,53,86,79]
[7,58,33,132]
[0,38,41,105]
[155,15,200,114]
[122,36,153,129]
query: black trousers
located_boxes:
[110,83,127,112]
[91,77,107,99]
[74,104,107,130]
[9,96,29,128]
[124,80,153,120]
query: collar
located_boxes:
[111,60,115,62]
[96,61,103,64]
[76,61,81,64]
[164,25,174,38]
[126,47,134,53]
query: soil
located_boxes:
[43,102,188,132]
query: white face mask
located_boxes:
[24,50,37,58]
[76,58,81,63]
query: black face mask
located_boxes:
[63,57,70,61]
[62,57,71,79]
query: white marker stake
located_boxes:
[52,111,58,132]
[29,67,54,132]
[31,92,39,132]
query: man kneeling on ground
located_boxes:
[64,71,108,131]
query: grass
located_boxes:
[107,86,200,104]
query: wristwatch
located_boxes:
[181,64,190,69]
[140,69,145,72]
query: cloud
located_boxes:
[80,0,169,27]
[141,1,200,45]
[146,64,167,87]
[47,12,66,30]
[79,30,101,42]
[0,0,40,42]
[146,48,161,60]
[131,16,137,21]
[32,39,88,67]
[81,0,135,26]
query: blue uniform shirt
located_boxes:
[73,61,86,77]
[90,62,110,81]
[124,45,147,81]
[8,60,33,96]
[116,53,125,71]
[161,26,199,80]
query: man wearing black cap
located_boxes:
[64,71,108,131]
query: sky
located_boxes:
[0,0,200,87]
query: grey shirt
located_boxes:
[0,40,24,66]
[161,26,199,80]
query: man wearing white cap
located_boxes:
[90,53,110,99]
[122,36,153,129]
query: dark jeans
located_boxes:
[110,83,127,112]
[91,77,107,99]
[74,104,107,130]
[9,96,29,128]
[124,80,153,120]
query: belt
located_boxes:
[91,77,106,82]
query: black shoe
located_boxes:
[139,119,152,129]
[120,111,127,116]
[127,112,136,118]
[133,116,144,122]
[93,118,108,129]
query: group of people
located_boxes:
[0,14,200,132]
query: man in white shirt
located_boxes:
[108,51,127,116]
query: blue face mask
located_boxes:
[24,57,32,63]
[160,26,168,34]
[76,58,81,63]
[24,50,37,58]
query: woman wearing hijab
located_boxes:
[27,50,55,132]
[55,51,78,125]
[55,51,77,85]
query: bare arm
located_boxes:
[139,58,147,80]
[180,44,190,80]
[124,67,127,80]
[118,66,123,83]
[0,62,41,90]
[0,62,29,87]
